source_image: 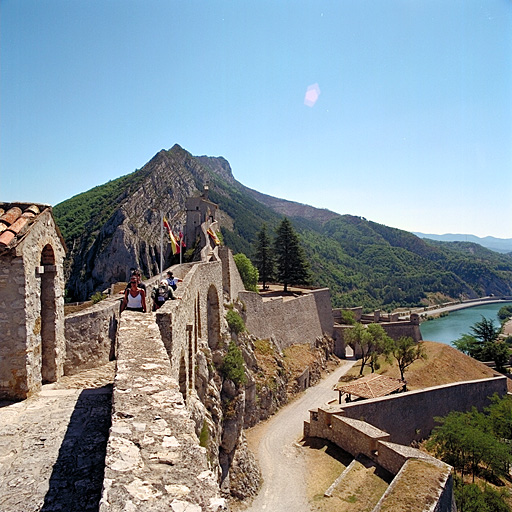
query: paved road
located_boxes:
[243,359,355,512]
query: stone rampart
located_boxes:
[218,246,246,302]
[100,312,226,511]
[64,298,120,375]
[156,260,224,387]
[239,288,333,350]
[307,405,455,512]
[336,376,507,445]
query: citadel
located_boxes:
[0,192,508,511]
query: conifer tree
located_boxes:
[253,223,275,290]
[274,217,310,292]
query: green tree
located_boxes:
[453,334,480,358]
[366,323,393,373]
[454,317,507,369]
[344,323,392,375]
[471,316,500,344]
[226,309,246,335]
[253,223,275,290]
[274,217,310,292]
[233,253,259,292]
[390,336,426,382]
[486,393,512,441]
[498,305,512,321]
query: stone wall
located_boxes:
[218,246,246,302]
[156,260,224,386]
[64,298,120,376]
[0,208,66,399]
[239,288,333,351]
[336,376,508,445]
[100,312,226,511]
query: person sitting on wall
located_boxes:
[152,280,173,311]
[166,271,182,291]
[121,276,147,313]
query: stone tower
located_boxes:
[0,203,66,400]
[185,184,219,257]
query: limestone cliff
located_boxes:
[58,145,239,301]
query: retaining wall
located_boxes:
[337,376,507,445]
[239,288,334,350]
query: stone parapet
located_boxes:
[64,298,120,375]
[100,312,226,511]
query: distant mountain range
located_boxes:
[53,144,512,308]
[413,233,512,254]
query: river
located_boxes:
[419,302,512,345]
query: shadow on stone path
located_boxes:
[0,367,113,512]
[41,387,112,512]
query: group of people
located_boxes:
[120,269,182,313]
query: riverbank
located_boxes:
[407,297,512,320]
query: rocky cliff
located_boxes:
[56,145,237,300]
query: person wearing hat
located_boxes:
[166,271,182,291]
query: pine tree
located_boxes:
[253,224,275,290]
[274,218,310,292]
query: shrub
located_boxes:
[221,341,247,386]
[91,291,107,304]
[233,253,259,292]
[199,420,209,448]
[226,309,246,334]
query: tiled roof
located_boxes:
[0,202,50,250]
[336,374,405,399]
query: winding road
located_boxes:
[243,359,355,512]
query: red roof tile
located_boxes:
[336,374,405,399]
[0,203,50,250]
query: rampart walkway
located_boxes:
[0,365,114,511]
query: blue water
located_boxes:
[419,302,512,345]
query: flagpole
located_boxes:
[160,210,163,282]
[179,227,183,265]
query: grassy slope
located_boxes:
[345,340,501,390]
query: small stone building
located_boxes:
[0,203,66,400]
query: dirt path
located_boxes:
[241,359,355,512]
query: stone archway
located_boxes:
[206,285,220,350]
[40,244,58,383]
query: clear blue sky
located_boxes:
[2,0,511,238]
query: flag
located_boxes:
[179,231,186,248]
[170,231,180,255]
[207,228,221,246]
[164,216,179,254]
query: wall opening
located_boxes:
[40,244,57,383]
[179,354,187,403]
[206,285,220,350]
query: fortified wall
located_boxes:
[240,287,334,350]
[332,307,422,358]
[306,375,508,512]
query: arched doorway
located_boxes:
[40,244,58,383]
[206,285,220,350]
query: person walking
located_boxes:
[121,276,147,313]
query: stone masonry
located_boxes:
[100,311,227,512]
[0,204,66,400]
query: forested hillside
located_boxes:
[53,144,512,308]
